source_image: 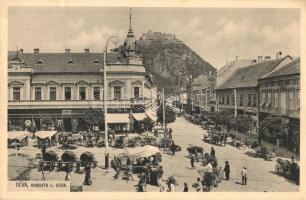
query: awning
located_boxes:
[8,131,30,141]
[132,113,147,121]
[107,113,130,124]
[35,131,57,140]
[145,110,157,122]
[125,145,160,158]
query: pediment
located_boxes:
[132,80,142,85]
[8,81,24,86]
[109,80,124,87]
[45,81,60,86]
[75,80,89,86]
[9,57,24,64]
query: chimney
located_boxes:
[34,48,39,53]
[19,49,23,54]
[65,49,70,54]
[235,56,239,61]
[258,56,263,61]
[84,48,90,53]
[264,56,271,60]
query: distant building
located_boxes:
[216,55,293,133]
[190,72,217,113]
[8,10,157,133]
[258,58,300,153]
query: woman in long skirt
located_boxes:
[83,164,92,185]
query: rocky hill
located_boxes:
[136,31,216,94]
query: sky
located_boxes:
[8,7,300,69]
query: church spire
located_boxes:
[127,8,134,37]
[129,8,132,30]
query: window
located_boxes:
[134,87,140,98]
[253,94,257,107]
[35,87,42,100]
[239,94,243,106]
[248,94,252,106]
[49,87,57,100]
[222,96,225,104]
[232,94,235,106]
[93,87,100,100]
[274,91,279,108]
[79,87,86,100]
[226,95,229,105]
[13,87,20,101]
[65,87,71,100]
[114,87,121,100]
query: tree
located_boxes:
[236,115,254,134]
[83,108,105,131]
[157,105,176,124]
[259,115,282,151]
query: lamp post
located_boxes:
[103,35,119,169]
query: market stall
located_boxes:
[35,131,58,148]
[8,131,31,148]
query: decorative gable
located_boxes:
[9,57,24,64]
[109,80,124,87]
[8,81,24,86]
[45,81,60,86]
[132,80,142,86]
[75,80,89,86]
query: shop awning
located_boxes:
[132,113,147,121]
[107,113,130,124]
[35,131,57,140]
[8,131,31,141]
[145,110,157,122]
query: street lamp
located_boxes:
[103,35,119,169]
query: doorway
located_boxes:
[63,118,72,132]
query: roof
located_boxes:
[260,58,300,80]
[192,73,210,91]
[8,52,119,73]
[217,57,290,90]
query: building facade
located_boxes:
[216,55,293,133]
[8,13,157,133]
[258,58,300,153]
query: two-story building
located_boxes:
[8,14,157,133]
[258,58,300,153]
[216,55,293,132]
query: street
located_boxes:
[8,117,299,192]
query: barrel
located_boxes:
[80,151,95,162]
[61,151,77,162]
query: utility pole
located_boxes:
[162,88,166,131]
[103,48,109,169]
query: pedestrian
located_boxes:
[83,164,92,185]
[170,179,176,192]
[223,161,230,180]
[183,182,188,192]
[190,156,195,170]
[41,144,46,160]
[210,147,215,157]
[195,177,203,192]
[156,166,164,187]
[241,166,247,185]
[65,170,71,181]
[171,141,176,156]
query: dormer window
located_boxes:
[36,59,44,64]
[68,59,74,64]
[94,59,99,64]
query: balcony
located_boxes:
[8,99,153,110]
